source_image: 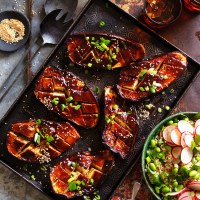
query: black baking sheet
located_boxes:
[0,0,199,200]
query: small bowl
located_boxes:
[0,10,30,52]
[183,0,200,12]
[141,112,198,200]
[143,0,182,29]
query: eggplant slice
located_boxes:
[67,32,145,70]
[102,87,139,159]
[117,51,187,101]
[6,119,80,163]
[50,150,114,198]
[34,66,99,128]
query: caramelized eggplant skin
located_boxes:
[67,32,145,70]
[117,51,187,101]
[6,119,80,163]
[102,87,139,159]
[50,150,114,198]
[34,66,99,128]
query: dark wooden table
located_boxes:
[110,0,200,199]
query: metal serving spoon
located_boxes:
[44,0,78,22]
[0,9,73,101]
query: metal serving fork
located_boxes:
[0,9,73,101]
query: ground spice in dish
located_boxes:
[0,18,25,43]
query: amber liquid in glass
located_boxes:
[143,0,179,28]
[183,0,200,12]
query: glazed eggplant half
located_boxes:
[117,51,187,101]
[34,66,99,128]
[50,150,114,198]
[103,87,139,159]
[67,32,145,70]
[7,119,80,163]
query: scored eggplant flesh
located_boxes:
[102,87,139,159]
[6,119,80,163]
[67,32,145,70]
[50,150,114,198]
[117,51,187,101]
[34,66,99,128]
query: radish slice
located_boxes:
[171,129,181,146]
[166,142,177,147]
[180,196,193,200]
[172,146,182,159]
[166,188,188,196]
[181,132,192,148]
[172,158,181,164]
[181,147,193,164]
[163,125,176,143]
[178,191,192,200]
[196,126,200,136]
[178,120,194,134]
[184,134,194,148]
[195,192,200,200]
[187,181,200,191]
[195,119,200,128]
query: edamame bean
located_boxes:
[196,156,200,161]
[184,117,189,122]
[167,120,174,125]
[149,163,156,171]
[172,181,178,187]
[162,186,170,193]
[172,167,178,175]
[155,147,161,153]
[155,186,160,194]
[151,139,156,148]
[146,156,151,164]
[189,170,197,177]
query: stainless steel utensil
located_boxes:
[0,9,72,101]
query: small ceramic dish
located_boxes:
[143,0,182,29]
[0,10,30,52]
[142,112,200,200]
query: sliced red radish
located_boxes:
[187,181,200,192]
[178,191,193,200]
[166,142,177,147]
[195,192,200,200]
[184,134,194,148]
[172,146,182,159]
[163,125,176,143]
[181,132,193,148]
[180,196,193,200]
[178,120,194,134]
[166,188,188,196]
[171,128,182,146]
[195,119,200,128]
[172,158,181,164]
[195,126,200,136]
[181,147,193,164]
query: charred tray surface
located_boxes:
[0,1,199,200]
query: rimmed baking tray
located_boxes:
[0,0,199,200]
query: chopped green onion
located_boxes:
[107,64,112,70]
[36,119,42,125]
[100,37,110,45]
[66,96,73,103]
[87,63,93,67]
[31,175,35,180]
[99,20,105,27]
[77,186,81,191]
[52,97,59,105]
[46,135,54,143]
[150,85,156,93]
[61,104,68,111]
[117,112,123,115]
[85,36,89,40]
[110,115,115,120]
[74,105,81,110]
[170,89,175,93]
[139,70,147,81]
[92,37,95,41]
[68,177,75,183]
[126,111,132,115]
[139,87,145,92]
[113,104,118,110]
[71,162,76,168]
[101,43,109,51]
[69,182,77,191]
[105,116,111,124]
[94,114,99,118]
[158,107,162,113]
[94,86,100,94]
[81,181,85,186]
[116,47,120,53]
[145,86,149,91]
[90,178,94,185]
[76,180,81,185]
